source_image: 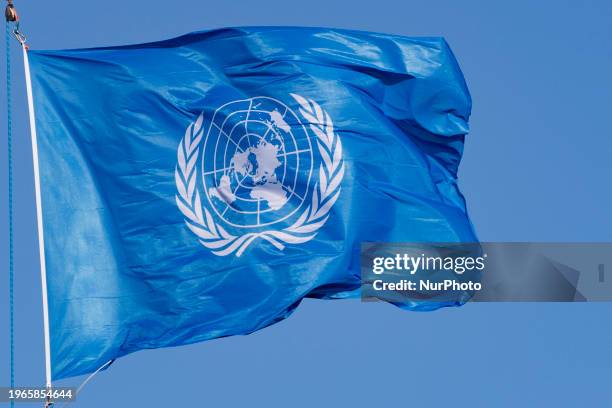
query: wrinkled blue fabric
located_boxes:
[28,26,476,379]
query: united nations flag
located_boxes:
[27,27,476,379]
[176,94,345,256]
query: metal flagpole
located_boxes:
[18,26,54,398]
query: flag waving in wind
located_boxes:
[26,27,476,379]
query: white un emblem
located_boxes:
[175,94,345,257]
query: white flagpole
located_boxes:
[22,43,53,390]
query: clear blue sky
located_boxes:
[1,1,612,407]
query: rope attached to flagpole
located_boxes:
[5,3,34,406]
[56,360,115,408]
[5,19,15,408]
[4,2,18,407]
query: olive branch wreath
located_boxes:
[175,94,344,257]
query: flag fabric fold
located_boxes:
[27,26,476,379]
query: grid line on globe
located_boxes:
[201,97,314,229]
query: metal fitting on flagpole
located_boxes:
[4,0,18,22]
[12,27,25,44]
[5,0,26,45]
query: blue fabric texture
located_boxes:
[28,27,476,379]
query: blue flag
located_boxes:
[27,27,476,379]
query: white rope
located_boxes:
[56,360,114,408]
